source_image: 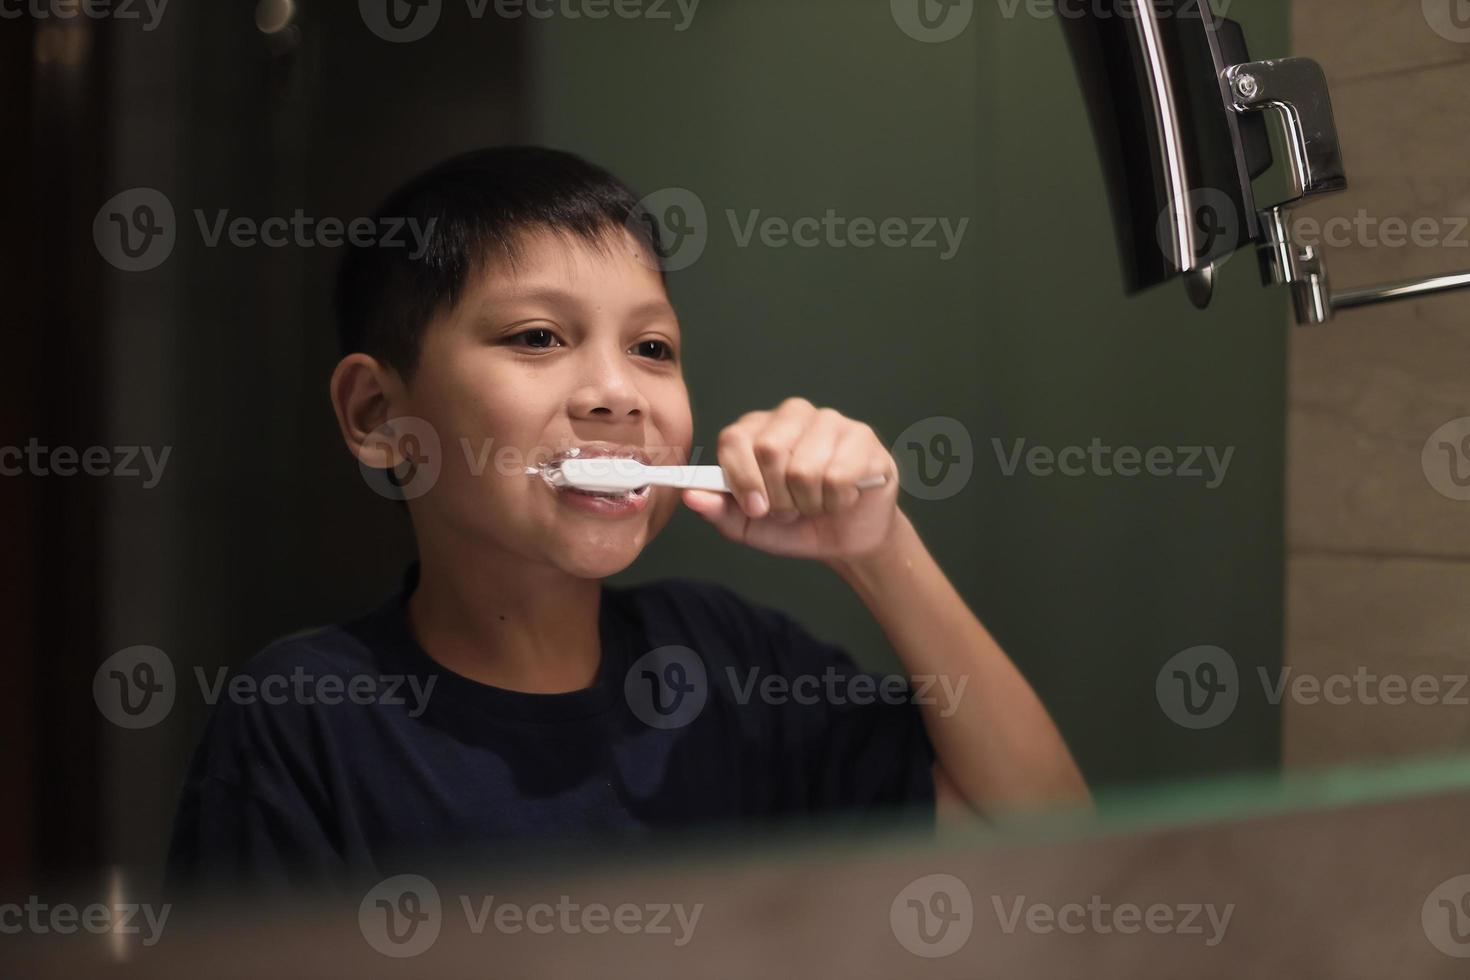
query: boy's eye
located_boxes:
[511,328,562,350]
[632,339,673,361]
[505,328,672,361]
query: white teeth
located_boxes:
[567,484,650,499]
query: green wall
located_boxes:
[527,0,1289,788]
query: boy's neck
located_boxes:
[404,542,604,695]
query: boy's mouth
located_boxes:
[539,444,654,511]
[544,444,652,465]
[563,484,652,500]
[552,475,653,517]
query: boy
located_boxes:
[167,146,1086,889]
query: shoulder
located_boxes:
[186,619,388,775]
[232,620,381,683]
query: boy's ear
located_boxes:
[330,353,406,469]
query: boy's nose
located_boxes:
[567,346,646,420]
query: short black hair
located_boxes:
[333,145,664,379]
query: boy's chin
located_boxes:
[543,499,672,579]
[548,537,645,580]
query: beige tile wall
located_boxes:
[1286,2,1470,767]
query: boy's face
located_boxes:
[400,226,692,579]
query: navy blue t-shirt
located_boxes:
[166,565,936,889]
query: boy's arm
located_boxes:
[827,509,1090,817]
[680,397,1089,820]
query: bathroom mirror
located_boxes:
[7,1,1470,974]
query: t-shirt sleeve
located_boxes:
[701,583,937,818]
[166,765,347,895]
[165,650,351,897]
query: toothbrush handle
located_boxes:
[643,465,730,492]
[648,465,887,493]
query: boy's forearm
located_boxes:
[827,509,1090,815]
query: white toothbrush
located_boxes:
[530,458,888,494]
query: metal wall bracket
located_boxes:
[1225,57,1470,324]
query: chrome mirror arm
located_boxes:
[1224,57,1470,324]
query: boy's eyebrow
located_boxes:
[481,289,678,325]
[624,298,680,324]
[489,285,580,309]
